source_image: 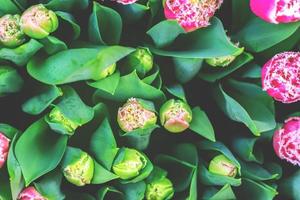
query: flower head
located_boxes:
[164,0,223,32]
[159,99,192,133]
[273,117,300,166]
[206,47,244,67]
[250,0,300,24]
[98,63,116,80]
[146,177,174,200]
[0,132,10,169]
[0,14,26,47]
[261,51,300,104]
[113,0,138,4]
[208,154,237,177]
[112,148,147,180]
[117,98,157,132]
[63,150,94,186]
[18,186,46,200]
[20,4,58,39]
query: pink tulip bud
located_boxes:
[112,0,138,5]
[0,132,10,169]
[18,187,46,200]
[273,117,300,166]
[250,0,300,24]
[164,0,223,32]
[261,52,300,104]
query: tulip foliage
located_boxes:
[0,0,300,199]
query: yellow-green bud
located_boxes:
[208,154,237,177]
[126,47,153,77]
[205,48,244,67]
[48,107,78,134]
[98,63,117,80]
[146,177,174,200]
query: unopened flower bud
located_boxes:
[146,177,174,200]
[261,51,300,104]
[117,98,157,132]
[208,154,237,177]
[0,132,10,169]
[159,99,192,133]
[18,186,46,200]
[20,4,58,39]
[273,117,300,166]
[112,0,138,5]
[112,148,147,180]
[63,148,94,186]
[98,63,116,80]
[0,14,26,47]
[205,47,244,67]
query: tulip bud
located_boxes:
[0,132,10,169]
[159,99,192,133]
[146,177,174,200]
[113,0,138,5]
[273,117,300,166]
[164,0,223,32]
[205,47,244,67]
[98,63,116,80]
[0,14,26,47]
[126,47,154,77]
[48,107,78,134]
[250,0,300,24]
[63,149,94,186]
[208,154,237,177]
[18,186,46,200]
[112,148,147,180]
[117,98,157,132]
[20,4,59,39]
[261,51,300,104]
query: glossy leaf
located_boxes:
[0,66,23,97]
[92,161,119,184]
[39,36,68,55]
[56,11,80,40]
[173,57,203,83]
[203,184,236,200]
[44,0,89,11]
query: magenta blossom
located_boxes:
[112,0,138,5]
[164,0,223,32]
[250,0,300,24]
[261,52,300,104]
[18,187,46,200]
[0,132,10,169]
[273,117,300,166]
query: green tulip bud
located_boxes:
[20,4,58,39]
[63,148,94,186]
[0,14,26,47]
[117,98,157,132]
[146,177,174,200]
[98,63,117,80]
[205,47,244,67]
[126,47,153,77]
[159,99,192,133]
[48,107,78,134]
[208,154,237,177]
[112,148,147,180]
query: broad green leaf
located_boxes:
[0,0,20,15]
[0,171,11,200]
[56,11,80,40]
[203,184,236,200]
[0,123,19,139]
[279,170,300,200]
[39,36,68,55]
[0,39,43,66]
[186,168,198,200]
[231,0,251,32]
[27,46,134,85]
[173,57,203,83]
[22,85,62,115]
[88,2,122,45]
[118,181,146,200]
[165,84,186,102]
[44,0,89,11]
[15,118,68,186]
[87,71,121,95]
[117,3,149,23]
[148,18,242,58]
[0,66,23,97]
[235,17,300,52]
[92,161,119,184]
[190,107,215,142]
[97,186,123,200]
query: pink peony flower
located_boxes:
[250,0,300,24]
[273,117,300,166]
[0,132,10,169]
[164,0,223,32]
[113,0,138,5]
[18,187,46,200]
[261,52,300,104]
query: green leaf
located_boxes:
[92,161,119,184]
[97,186,123,200]
[39,36,68,55]
[88,2,122,45]
[22,85,62,115]
[0,171,11,200]
[117,3,149,24]
[165,84,187,102]
[147,20,185,48]
[44,0,89,11]
[173,57,203,83]
[0,0,20,15]
[0,66,23,97]
[15,118,68,186]
[279,170,300,200]
[198,52,253,82]
[87,71,121,95]
[235,17,300,52]
[90,118,118,170]
[118,181,146,200]
[27,46,134,85]
[190,107,215,142]
[148,18,242,58]
[56,11,81,40]
[203,184,236,200]
[0,123,20,139]
[0,39,43,66]
[231,0,251,32]
[34,170,65,200]
[93,71,165,103]
[186,168,198,200]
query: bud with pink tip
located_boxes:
[164,0,223,32]
[112,0,138,5]
[0,132,10,169]
[273,117,300,166]
[18,186,46,200]
[261,52,300,104]
[250,0,300,24]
